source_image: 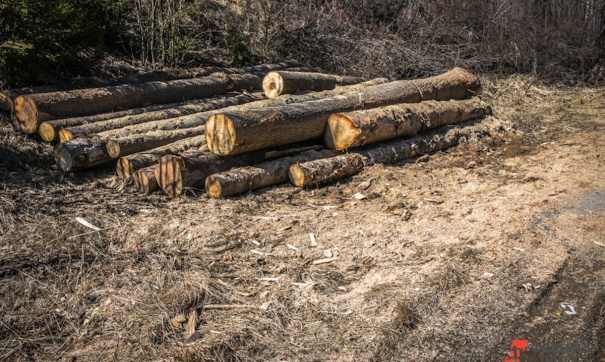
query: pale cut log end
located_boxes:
[58,129,74,143]
[133,168,159,195]
[262,72,284,98]
[325,114,361,150]
[206,114,236,156]
[205,176,223,198]
[13,95,38,133]
[157,155,184,198]
[288,164,306,187]
[106,140,121,159]
[53,143,75,172]
[116,157,134,179]
[39,122,57,142]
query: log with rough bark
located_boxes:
[206,67,481,156]
[57,93,265,142]
[158,145,326,197]
[289,117,508,187]
[325,98,492,150]
[103,78,388,159]
[205,149,338,198]
[133,166,160,194]
[116,136,208,179]
[13,73,262,133]
[54,138,110,172]
[262,71,365,98]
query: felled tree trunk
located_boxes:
[206,67,481,156]
[325,98,492,150]
[262,71,365,98]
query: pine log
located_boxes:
[13,73,262,133]
[289,117,508,187]
[262,71,365,98]
[133,166,160,194]
[205,149,338,198]
[325,98,492,150]
[57,92,265,142]
[103,78,389,159]
[116,136,208,179]
[54,138,110,172]
[206,67,481,156]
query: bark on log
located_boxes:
[103,78,388,159]
[13,73,262,133]
[205,149,338,198]
[54,138,110,172]
[325,98,492,150]
[262,71,365,98]
[116,136,208,179]
[206,67,481,156]
[289,117,508,187]
[57,93,264,142]
[133,166,160,195]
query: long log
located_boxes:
[116,136,208,179]
[133,166,160,194]
[289,117,508,187]
[262,71,364,98]
[158,145,326,198]
[325,98,492,150]
[205,67,481,156]
[103,78,389,159]
[13,73,262,133]
[205,149,338,198]
[57,92,265,142]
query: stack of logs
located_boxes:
[5,62,502,198]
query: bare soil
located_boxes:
[1,75,604,361]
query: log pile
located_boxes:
[2,63,506,199]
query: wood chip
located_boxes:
[251,249,271,256]
[287,244,300,251]
[258,277,279,282]
[594,241,605,247]
[353,192,366,200]
[312,257,339,265]
[323,249,333,258]
[251,239,261,246]
[75,217,102,231]
[199,304,258,310]
[309,233,318,247]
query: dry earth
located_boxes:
[0,75,604,361]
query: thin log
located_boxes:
[133,166,160,195]
[206,67,481,156]
[116,136,208,179]
[262,71,365,98]
[325,98,492,150]
[13,73,261,133]
[53,138,110,172]
[57,92,265,142]
[205,149,338,198]
[289,117,508,187]
[103,79,389,159]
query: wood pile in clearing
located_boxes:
[4,63,505,198]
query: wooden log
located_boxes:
[206,67,481,156]
[205,149,338,198]
[57,93,265,142]
[133,166,160,194]
[262,71,365,98]
[13,73,261,133]
[54,138,110,172]
[103,78,389,159]
[289,117,508,187]
[116,136,208,179]
[325,98,492,150]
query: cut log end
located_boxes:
[39,122,57,142]
[288,164,306,187]
[157,155,184,198]
[13,96,38,133]
[116,157,135,179]
[58,129,75,143]
[262,72,284,98]
[53,143,75,172]
[325,114,361,150]
[206,114,236,156]
[106,140,121,158]
[205,176,223,198]
[133,168,159,195]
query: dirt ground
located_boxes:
[1,75,604,361]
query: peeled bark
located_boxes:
[289,117,508,187]
[58,93,264,142]
[205,149,338,198]
[13,73,261,133]
[103,78,389,160]
[206,67,481,156]
[325,98,492,150]
[116,136,208,179]
[54,138,110,172]
[263,71,365,98]
[133,166,160,194]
